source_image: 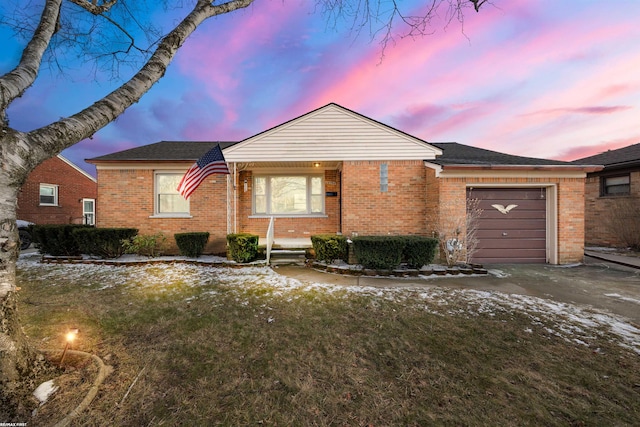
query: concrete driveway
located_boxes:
[275,260,640,324]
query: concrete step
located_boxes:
[268,249,307,266]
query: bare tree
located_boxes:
[0,0,486,414]
[430,197,483,267]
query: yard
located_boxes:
[11,253,640,426]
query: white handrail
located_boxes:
[266,216,275,265]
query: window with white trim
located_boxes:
[82,198,96,225]
[253,175,324,215]
[155,173,189,215]
[39,184,58,206]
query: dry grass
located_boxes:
[8,259,640,426]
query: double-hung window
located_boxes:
[39,184,58,206]
[254,175,323,215]
[601,174,630,196]
[155,172,189,216]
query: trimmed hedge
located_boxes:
[227,233,259,263]
[175,232,210,258]
[32,224,92,256]
[311,234,348,263]
[73,227,138,258]
[352,235,439,270]
[352,236,405,270]
[403,236,439,269]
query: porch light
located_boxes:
[314,162,320,167]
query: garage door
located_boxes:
[468,188,547,264]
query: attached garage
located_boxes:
[468,188,547,264]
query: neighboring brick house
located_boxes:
[17,155,97,225]
[88,103,599,264]
[573,143,640,248]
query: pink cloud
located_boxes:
[557,137,640,161]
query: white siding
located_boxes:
[224,104,441,162]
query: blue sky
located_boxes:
[2,0,639,175]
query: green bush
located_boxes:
[311,234,348,263]
[122,232,168,258]
[352,236,405,270]
[32,224,92,256]
[175,232,210,258]
[403,236,439,269]
[226,233,259,263]
[73,227,138,258]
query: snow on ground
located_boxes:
[17,253,640,354]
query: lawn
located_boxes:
[11,253,640,426]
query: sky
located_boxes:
[1,0,639,175]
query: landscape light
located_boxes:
[60,328,79,365]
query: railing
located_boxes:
[266,216,275,265]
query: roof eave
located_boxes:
[440,164,604,173]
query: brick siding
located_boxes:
[96,169,228,254]
[17,156,97,225]
[584,170,640,247]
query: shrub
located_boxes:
[226,233,259,263]
[32,224,91,256]
[73,227,138,258]
[403,236,439,269]
[175,232,210,258]
[122,232,168,258]
[352,236,405,270]
[311,234,348,263]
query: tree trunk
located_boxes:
[0,169,35,415]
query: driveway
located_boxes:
[275,260,640,324]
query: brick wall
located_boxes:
[341,160,428,236]
[97,168,228,254]
[584,170,640,247]
[17,156,97,224]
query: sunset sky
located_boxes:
[2,0,639,174]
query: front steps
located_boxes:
[260,238,313,266]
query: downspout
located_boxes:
[233,163,237,234]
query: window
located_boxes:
[82,199,95,225]
[155,173,189,215]
[254,175,323,215]
[601,175,630,196]
[380,163,388,192]
[39,184,58,205]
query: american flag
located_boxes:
[177,144,229,199]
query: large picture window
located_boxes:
[254,175,323,215]
[155,173,189,215]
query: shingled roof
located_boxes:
[429,142,579,167]
[87,141,237,162]
[571,142,640,170]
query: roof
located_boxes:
[430,142,582,167]
[571,142,640,170]
[87,141,237,163]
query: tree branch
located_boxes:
[67,0,118,16]
[0,0,63,124]
[26,0,255,160]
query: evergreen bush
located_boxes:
[352,236,404,270]
[121,232,168,258]
[73,227,138,258]
[311,234,348,263]
[175,232,210,258]
[32,224,91,256]
[403,236,439,269]
[226,233,259,263]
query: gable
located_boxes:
[223,104,442,162]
